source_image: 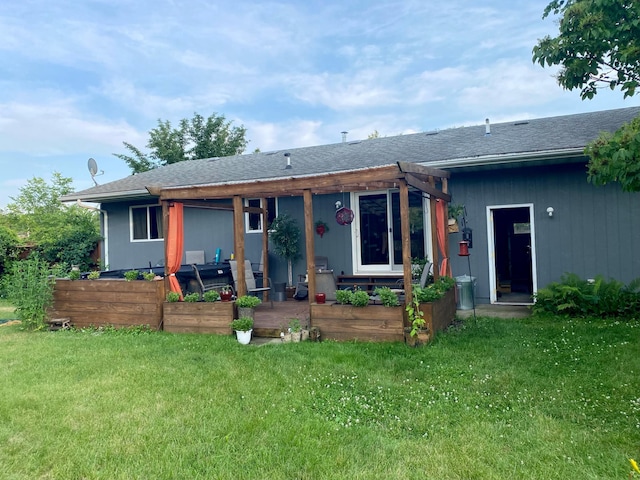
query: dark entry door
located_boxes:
[493,207,533,301]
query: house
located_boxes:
[63,106,640,306]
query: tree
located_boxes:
[533,0,640,191]
[532,0,640,100]
[2,173,101,270]
[115,112,249,173]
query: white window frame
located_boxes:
[351,190,431,274]
[129,204,164,242]
[245,198,277,234]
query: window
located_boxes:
[130,205,163,241]
[245,198,277,233]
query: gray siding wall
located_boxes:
[447,161,640,303]
[102,194,355,283]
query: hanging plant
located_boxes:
[315,220,329,238]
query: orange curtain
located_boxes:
[167,202,184,299]
[436,199,451,277]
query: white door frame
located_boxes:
[486,203,538,304]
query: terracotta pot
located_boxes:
[315,293,326,304]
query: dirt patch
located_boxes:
[0,320,21,327]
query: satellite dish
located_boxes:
[87,158,104,185]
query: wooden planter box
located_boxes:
[163,301,236,334]
[310,303,405,342]
[50,279,165,330]
[420,288,457,334]
[310,288,456,342]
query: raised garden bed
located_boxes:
[49,279,165,330]
[163,301,236,334]
[310,288,456,342]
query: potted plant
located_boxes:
[231,316,254,345]
[142,271,157,281]
[236,294,261,319]
[269,214,301,288]
[288,317,302,342]
[220,285,233,302]
[87,270,100,280]
[448,204,464,233]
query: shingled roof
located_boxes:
[64,106,640,203]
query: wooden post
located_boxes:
[429,177,440,281]
[442,178,450,277]
[303,189,316,302]
[261,197,269,301]
[232,195,246,296]
[399,180,412,304]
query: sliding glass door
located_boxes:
[353,190,428,273]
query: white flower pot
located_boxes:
[235,329,252,345]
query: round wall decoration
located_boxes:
[335,206,354,225]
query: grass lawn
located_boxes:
[0,299,17,322]
[0,315,638,479]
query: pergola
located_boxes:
[148,161,451,304]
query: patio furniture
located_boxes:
[229,260,273,308]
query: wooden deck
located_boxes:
[253,299,310,337]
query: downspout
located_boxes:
[76,200,109,270]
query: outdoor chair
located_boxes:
[191,264,232,299]
[229,260,273,308]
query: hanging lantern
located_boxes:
[336,206,354,225]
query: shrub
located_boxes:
[202,290,220,302]
[87,270,100,280]
[3,257,63,330]
[183,293,200,302]
[142,272,156,281]
[68,269,81,280]
[532,273,640,318]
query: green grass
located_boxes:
[0,299,17,322]
[0,316,638,479]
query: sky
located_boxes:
[0,0,637,209]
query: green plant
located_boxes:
[166,291,180,302]
[220,285,232,294]
[235,295,261,308]
[87,270,100,280]
[288,317,301,332]
[448,203,464,220]
[68,269,81,280]
[405,288,426,337]
[269,214,301,286]
[142,271,156,281]
[532,273,640,318]
[351,289,370,307]
[336,289,354,305]
[2,256,63,330]
[411,257,429,280]
[124,270,139,281]
[414,276,455,303]
[202,290,220,302]
[231,316,253,331]
[183,292,200,302]
[373,287,399,307]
